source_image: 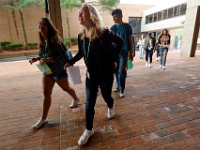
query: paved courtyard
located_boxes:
[0,50,200,150]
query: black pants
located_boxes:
[85,77,114,130]
[145,49,153,63]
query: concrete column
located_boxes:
[48,0,63,38]
[181,0,200,57]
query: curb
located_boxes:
[0,48,78,59]
[0,51,39,59]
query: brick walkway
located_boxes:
[0,50,200,150]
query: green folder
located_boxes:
[36,63,52,75]
[162,45,169,48]
[127,60,134,70]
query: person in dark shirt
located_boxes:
[64,4,123,145]
[110,8,135,98]
[29,18,80,130]
[145,33,156,68]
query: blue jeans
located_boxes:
[139,47,145,58]
[115,55,128,93]
[85,77,114,130]
[159,48,168,66]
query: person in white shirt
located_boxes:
[137,34,147,59]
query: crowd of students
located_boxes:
[29,3,171,146]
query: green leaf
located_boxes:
[60,0,82,9]
[99,0,119,12]
[18,0,38,9]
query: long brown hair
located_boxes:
[161,28,169,35]
[39,18,62,49]
[158,28,171,44]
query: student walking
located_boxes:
[64,4,123,145]
[29,18,80,130]
[145,33,155,68]
[158,29,171,70]
[137,34,147,59]
[110,8,135,98]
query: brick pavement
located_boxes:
[0,50,200,150]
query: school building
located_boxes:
[0,0,199,57]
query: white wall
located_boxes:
[141,16,186,32]
[143,0,188,15]
[141,0,187,32]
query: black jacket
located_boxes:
[69,29,123,81]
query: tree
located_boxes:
[99,0,119,12]
[60,0,82,47]
[1,0,38,49]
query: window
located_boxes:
[158,11,162,21]
[148,14,153,23]
[145,16,149,24]
[146,15,153,24]
[163,9,168,19]
[168,7,174,18]
[145,3,187,24]
[153,13,158,22]
[174,5,181,16]
[129,17,142,34]
[180,4,187,15]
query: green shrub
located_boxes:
[0,41,11,46]
[64,38,70,47]
[28,42,38,48]
[71,37,78,45]
[5,43,23,49]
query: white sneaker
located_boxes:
[78,129,94,145]
[113,88,120,92]
[107,108,115,119]
[162,66,166,70]
[148,63,151,68]
[120,92,125,98]
[69,99,79,108]
[31,118,48,130]
[159,65,162,69]
[145,62,148,67]
[156,57,160,61]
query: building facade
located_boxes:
[140,0,200,56]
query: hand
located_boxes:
[113,62,118,70]
[128,54,134,61]
[29,58,38,65]
[39,58,47,65]
[64,63,70,70]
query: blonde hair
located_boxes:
[81,4,104,41]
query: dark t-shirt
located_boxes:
[110,23,132,56]
[39,42,68,73]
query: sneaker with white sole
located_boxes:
[31,118,48,130]
[113,88,120,92]
[107,108,115,119]
[156,57,160,61]
[120,92,125,98]
[69,99,79,108]
[162,66,166,70]
[145,62,148,67]
[78,129,94,145]
[148,63,151,68]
